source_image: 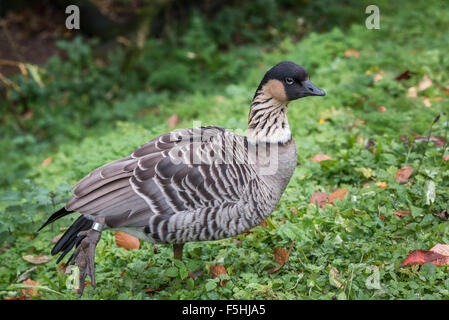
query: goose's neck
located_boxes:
[247,90,291,144]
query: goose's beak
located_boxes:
[301,80,326,97]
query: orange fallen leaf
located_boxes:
[375,181,388,188]
[401,250,449,267]
[273,247,289,266]
[373,73,383,82]
[394,210,411,218]
[407,87,418,98]
[418,75,432,91]
[344,49,360,57]
[309,191,327,208]
[42,157,53,166]
[21,278,40,298]
[395,166,413,184]
[268,239,296,275]
[115,231,140,250]
[144,285,167,293]
[422,97,432,107]
[210,264,228,286]
[328,188,348,204]
[168,114,179,129]
[310,154,333,162]
[259,220,268,227]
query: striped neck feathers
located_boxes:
[247,81,291,144]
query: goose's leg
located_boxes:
[173,243,184,260]
[69,216,105,296]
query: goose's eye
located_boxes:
[285,77,294,85]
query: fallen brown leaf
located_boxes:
[422,97,432,107]
[210,264,228,286]
[309,191,327,208]
[418,75,432,91]
[373,72,383,82]
[395,166,413,184]
[259,221,268,227]
[375,181,388,189]
[268,239,296,275]
[310,154,333,162]
[328,188,348,204]
[115,231,140,250]
[401,249,449,267]
[395,70,412,81]
[22,254,52,264]
[394,210,411,218]
[21,278,40,298]
[273,247,289,266]
[328,265,344,289]
[407,87,418,98]
[344,49,360,57]
[42,157,52,166]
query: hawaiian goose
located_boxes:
[39,61,325,295]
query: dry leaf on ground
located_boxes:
[328,265,344,289]
[42,157,52,166]
[115,231,140,250]
[309,192,327,208]
[310,154,334,162]
[328,188,348,204]
[401,244,449,267]
[407,87,418,98]
[344,49,360,57]
[421,97,432,107]
[210,264,228,286]
[375,181,388,188]
[22,254,52,264]
[268,240,296,274]
[395,70,412,81]
[418,75,432,91]
[394,210,411,218]
[21,278,40,298]
[395,166,413,184]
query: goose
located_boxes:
[39,61,325,295]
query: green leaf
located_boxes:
[205,280,217,292]
[165,267,178,277]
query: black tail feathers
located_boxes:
[39,207,93,263]
[38,207,73,231]
[52,216,93,263]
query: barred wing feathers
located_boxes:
[64,127,266,238]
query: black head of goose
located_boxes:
[39,61,325,295]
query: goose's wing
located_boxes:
[65,127,256,228]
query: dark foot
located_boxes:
[69,227,102,296]
[173,243,184,260]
